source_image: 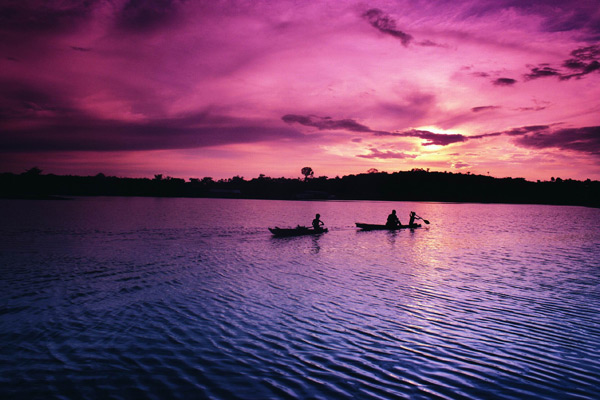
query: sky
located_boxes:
[1,0,599,181]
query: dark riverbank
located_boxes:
[1,169,598,208]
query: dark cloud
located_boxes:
[569,45,600,61]
[1,79,318,153]
[503,125,550,135]
[464,123,600,157]
[473,73,517,87]
[71,46,92,52]
[0,79,75,119]
[0,1,95,34]
[362,9,413,46]
[416,40,445,48]
[524,45,600,81]
[470,125,550,139]
[493,78,517,86]
[563,59,587,70]
[560,45,600,79]
[0,105,305,152]
[285,113,600,158]
[459,1,600,37]
[524,65,562,80]
[283,114,467,146]
[0,124,303,152]
[379,129,468,146]
[357,148,418,159]
[117,0,183,32]
[452,161,470,169]
[515,126,600,155]
[516,106,547,112]
[282,114,373,132]
[535,4,600,37]
[479,45,600,84]
[471,106,500,112]
[0,0,187,39]
[561,61,600,79]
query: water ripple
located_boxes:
[1,199,600,399]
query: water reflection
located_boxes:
[1,198,599,399]
[310,236,321,254]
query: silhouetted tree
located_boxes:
[301,167,314,181]
[367,168,379,174]
[229,175,244,183]
[1,169,598,207]
[23,166,42,176]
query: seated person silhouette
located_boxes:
[409,211,417,226]
[386,210,401,228]
[312,214,324,230]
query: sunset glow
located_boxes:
[1,0,599,180]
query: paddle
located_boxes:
[415,214,430,224]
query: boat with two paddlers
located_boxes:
[269,226,328,237]
[356,212,430,231]
[355,223,421,230]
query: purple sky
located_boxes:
[1,0,599,180]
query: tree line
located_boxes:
[1,167,598,208]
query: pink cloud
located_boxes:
[357,148,418,159]
[1,0,599,181]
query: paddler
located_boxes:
[312,213,324,230]
[409,211,417,226]
[386,210,401,228]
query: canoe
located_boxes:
[269,226,328,237]
[355,223,421,231]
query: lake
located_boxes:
[1,197,599,399]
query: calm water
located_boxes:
[1,197,599,399]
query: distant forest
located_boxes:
[1,167,599,208]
